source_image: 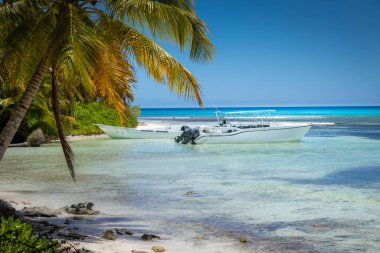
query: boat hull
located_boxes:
[194,125,311,144]
[95,124,180,139]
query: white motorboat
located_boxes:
[177,111,311,144]
[95,123,181,139]
[96,110,311,143]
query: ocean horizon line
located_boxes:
[139,105,380,109]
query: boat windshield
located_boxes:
[215,110,277,128]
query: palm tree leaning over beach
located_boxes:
[0,0,214,180]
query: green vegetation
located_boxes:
[67,102,140,136]
[1,81,140,141]
[1,81,58,142]
[0,216,59,253]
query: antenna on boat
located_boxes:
[202,89,222,122]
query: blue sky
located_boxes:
[133,0,380,108]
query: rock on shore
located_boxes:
[152,245,166,252]
[27,129,45,147]
[0,199,169,253]
[0,199,17,218]
[141,234,161,240]
[102,229,116,240]
[22,206,61,217]
[63,202,100,215]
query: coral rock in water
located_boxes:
[101,229,116,240]
[152,246,166,252]
[141,234,161,240]
[64,202,100,215]
[239,236,248,243]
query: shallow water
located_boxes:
[1,123,380,252]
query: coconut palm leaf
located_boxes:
[0,3,55,91]
[154,0,194,12]
[0,0,46,35]
[98,15,203,105]
[0,98,15,107]
[52,66,75,181]
[101,0,214,62]
[49,3,101,98]
[92,40,135,122]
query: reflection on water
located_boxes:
[1,125,380,252]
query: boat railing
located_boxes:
[215,110,277,128]
[200,125,240,134]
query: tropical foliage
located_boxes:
[67,102,140,136]
[1,84,140,140]
[0,0,214,180]
[0,216,59,253]
[1,79,57,142]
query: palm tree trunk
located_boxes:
[0,58,47,160]
[51,67,75,181]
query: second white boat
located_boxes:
[95,123,181,139]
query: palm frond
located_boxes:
[93,61,132,123]
[0,97,16,107]
[92,35,135,123]
[101,0,214,62]
[52,67,75,181]
[152,0,194,12]
[99,15,203,106]
[50,3,102,99]
[0,5,55,92]
[0,1,29,37]
[0,20,34,88]
[0,0,50,39]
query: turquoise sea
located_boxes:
[140,106,380,117]
[1,106,380,252]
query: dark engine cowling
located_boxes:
[174,126,200,144]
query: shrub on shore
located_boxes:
[0,216,59,253]
[66,102,140,135]
[0,99,140,141]
[26,129,45,147]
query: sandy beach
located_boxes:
[1,196,225,253]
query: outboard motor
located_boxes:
[175,126,200,144]
[174,126,191,143]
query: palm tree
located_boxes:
[0,0,214,180]
[1,78,57,141]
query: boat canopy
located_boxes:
[215,110,277,128]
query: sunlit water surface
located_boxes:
[1,122,380,252]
